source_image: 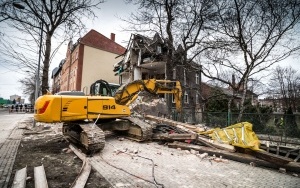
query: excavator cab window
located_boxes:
[90,80,112,96]
[109,84,120,96]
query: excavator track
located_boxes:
[121,117,153,142]
[63,123,105,154]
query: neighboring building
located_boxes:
[51,60,64,94]
[259,97,286,112]
[200,80,259,112]
[10,95,25,104]
[52,29,126,94]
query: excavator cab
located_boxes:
[90,79,120,96]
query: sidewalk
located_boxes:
[0,113,32,188]
[0,128,23,188]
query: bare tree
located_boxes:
[125,0,216,121]
[19,73,36,104]
[0,0,103,95]
[268,66,300,112]
[201,0,300,121]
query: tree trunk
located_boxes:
[237,80,248,122]
[41,32,52,94]
[227,97,232,125]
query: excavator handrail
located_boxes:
[114,79,182,112]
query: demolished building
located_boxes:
[114,33,202,122]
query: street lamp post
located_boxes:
[35,21,43,103]
[13,3,43,103]
[13,3,43,127]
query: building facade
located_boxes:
[9,94,25,104]
[52,29,126,94]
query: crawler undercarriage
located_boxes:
[62,117,153,153]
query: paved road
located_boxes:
[0,109,33,188]
[0,109,32,143]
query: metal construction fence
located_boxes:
[171,111,300,139]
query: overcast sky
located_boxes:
[0,0,136,102]
[0,0,299,102]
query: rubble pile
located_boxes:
[130,92,168,117]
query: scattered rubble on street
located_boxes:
[6,98,300,187]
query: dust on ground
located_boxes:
[8,120,112,188]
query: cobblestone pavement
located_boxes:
[0,112,32,188]
[89,137,300,188]
[0,129,24,188]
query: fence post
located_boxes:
[227,111,231,126]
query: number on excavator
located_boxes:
[103,105,116,110]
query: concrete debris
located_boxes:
[250,162,256,167]
[62,148,69,152]
[190,149,199,155]
[113,150,120,155]
[61,148,73,154]
[197,153,208,159]
[26,176,32,181]
[278,168,286,173]
[213,158,229,163]
[130,94,169,117]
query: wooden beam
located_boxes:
[70,160,91,188]
[69,144,92,188]
[34,165,48,188]
[11,166,27,188]
[243,149,293,165]
[196,135,236,152]
[168,141,300,173]
[152,133,197,140]
[145,115,205,132]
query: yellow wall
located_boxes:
[81,45,121,94]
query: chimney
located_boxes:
[110,33,115,42]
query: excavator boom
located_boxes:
[114,79,182,112]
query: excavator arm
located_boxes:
[114,79,182,112]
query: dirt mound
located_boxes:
[8,123,111,188]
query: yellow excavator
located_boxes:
[34,79,182,153]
